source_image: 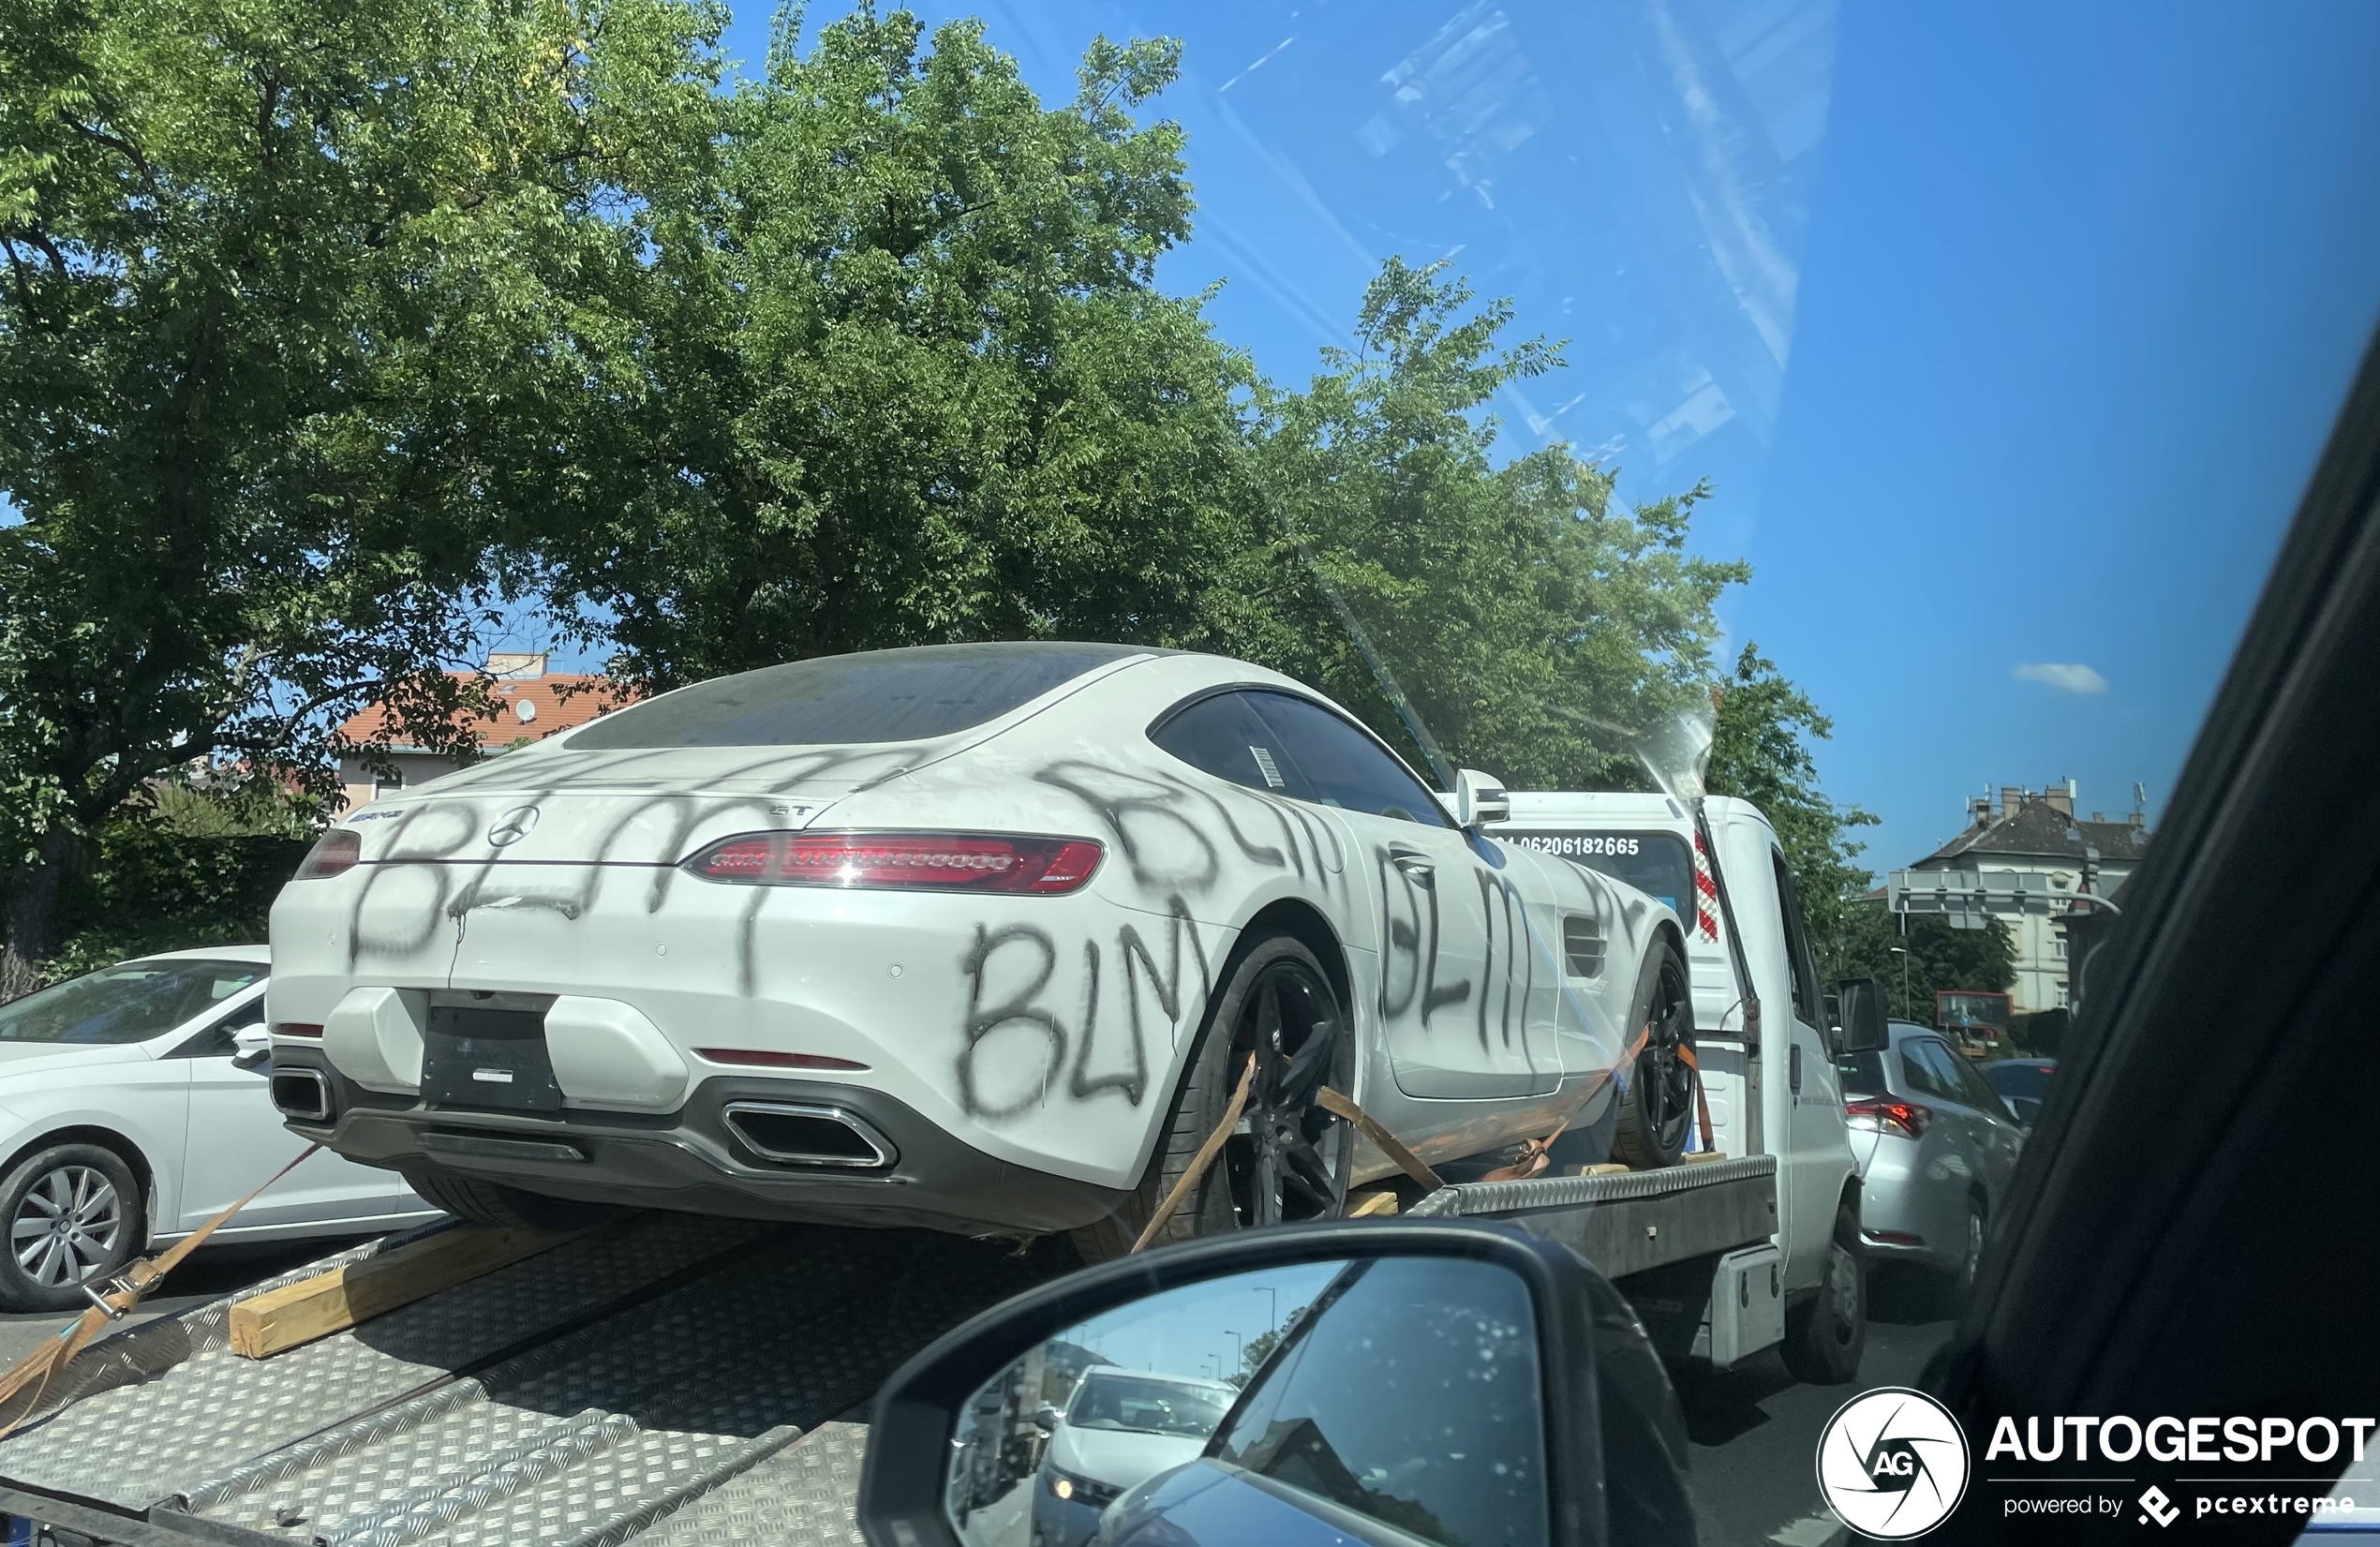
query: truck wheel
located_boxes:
[0,1143,141,1314]
[1781,1198,1867,1384]
[400,1168,617,1231]
[1610,936,1697,1169]
[1074,931,1351,1264]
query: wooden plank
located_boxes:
[1684,1150,1730,1164]
[1571,1162,1632,1177]
[1346,1189,1399,1217]
[229,1226,573,1359]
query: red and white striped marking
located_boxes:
[1691,828,1721,943]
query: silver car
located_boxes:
[1836,1022,2025,1293]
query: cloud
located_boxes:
[2013,662,2108,695]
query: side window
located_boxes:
[1212,1256,1545,1547]
[1243,692,1450,826]
[171,995,264,1059]
[1897,1040,1951,1100]
[1768,850,1823,1026]
[1149,692,1312,798]
[1941,1046,2014,1119]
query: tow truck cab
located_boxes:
[1489,793,1862,1316]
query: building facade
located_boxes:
[333,653,624,812]
[1901,781,2149,1015]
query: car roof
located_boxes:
[131,944,271,966]
[1080,1367,1235,1392]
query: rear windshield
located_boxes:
[569,643,1147,750]
[1836,1050,1888,1099]
[1497,829,1696,919]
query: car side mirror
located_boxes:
[231,1023,273,1070]
[860,1221,1673,1547]
[1834,977,1888,1053]
[1453,768,1510,830]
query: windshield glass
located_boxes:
[1065,1375,1232,1436]
[0,960,260,1046]
[567,643,1147,749]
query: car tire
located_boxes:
[1073,931,1352,1264]
[1781,1197,1867,1385]
[400,1168,617,1231]
[0,1142,143,1314]
[1610,934,1698,1169]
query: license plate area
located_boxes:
[420,1006,562,1113]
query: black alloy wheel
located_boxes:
[1613,938,1698,1168]
[1221,948,1352,1227]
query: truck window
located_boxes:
[1769,850,1823,1027]
[1498,830,1694,920]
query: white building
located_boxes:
[1902,782,2150,1015]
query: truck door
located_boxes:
[1239,692,1557,1098]
[1765,845,1851,1288]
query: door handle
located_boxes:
[1790,1044,1803,1094]
[1389,849,1435,883]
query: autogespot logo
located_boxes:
[1817,1387,1972,1540]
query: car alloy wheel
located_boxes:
[1222,954,1349,1227]
[12,1163,126,1288]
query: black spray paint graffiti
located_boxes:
[954,897,1212,1122]
[338,742,936,996]
[1034,761,1343,897]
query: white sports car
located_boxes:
[267,644,1697,1253]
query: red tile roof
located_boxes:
[335,672,634,752]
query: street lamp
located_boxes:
[1256,1287,1276,1338]
[1889,945,1911,1013]
[1226,1330,1243,1376]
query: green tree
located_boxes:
[1705,643,1879,975]
[1239,259,1747,788]
[540,9,1257,692]
[0,0,721,991]
[1836,908,2018,1025]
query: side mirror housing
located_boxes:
[231,1023,274,1069]
[1835,977,1889,1053]
[860,1221,1682,1547]
[1453,768,1510,830]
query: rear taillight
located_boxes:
[697,1048,870,1071]
[274,1022,325,1038]
[684,832,1104,894]
[1845,1098,1932,1138]
[294,828,362,880]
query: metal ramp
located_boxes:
[0,1213,1057,1547]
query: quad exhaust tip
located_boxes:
[723,1102,897,1169]
[271,1066,333,1123]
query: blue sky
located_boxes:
[711,0,2380,871]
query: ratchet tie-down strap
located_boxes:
[0,1143,321,1438]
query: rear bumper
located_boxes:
[268,1047,1129,1237]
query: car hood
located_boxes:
[1050,1425,1211,1492]
[0,1041,152,1074]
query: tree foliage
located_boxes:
[542,10,1257,691]
[1241,259,1748,789]
[0,0,722,988]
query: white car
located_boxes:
[0,946,438,1311]
[267,644,1697,1253]
[1032,1368,1238,1547]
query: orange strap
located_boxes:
[1132,1057,1257,1255]
[1317,1086,1443,1191]
[1677,1044,1718,1153]
[0,1143,320,1436]
[1481,1023,1654,1183]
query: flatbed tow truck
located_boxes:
[0,1151,1781,1547]
[0,790,1863,1547]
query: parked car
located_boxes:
[1981,1056,2057,1130]
[1834,1021,2025,1293]
[0,947,438,1312]
[1033,1367,1236,1547]
[266,643,1699,1253]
